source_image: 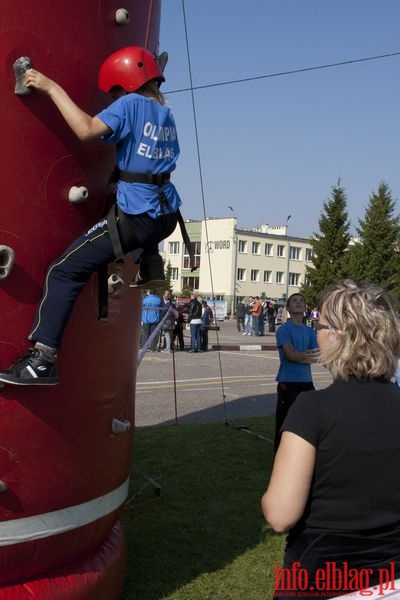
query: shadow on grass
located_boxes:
[162,392,277,426]
[120,415,284,600]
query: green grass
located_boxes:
[120,416,285,600]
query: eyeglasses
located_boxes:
[315,322,330,332]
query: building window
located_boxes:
[251,269,260,282]
[238,240,247,253]
[304,274,311,286]
[182,276,199,290]
[183,241,201,269]
[264,243,273,256]
[171,268,179,281]
[237,268,246,281]
[289,272,301,286]
[263,270,272,283]
[276,271,284,284]
[305,248,314,262]
[277,244,285,258]
[252,241,260,255]
[289,246,301,260]
[169,241,180,254]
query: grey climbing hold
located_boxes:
[112,418,131,435]
[68,186,89,204]
[13,56,33,95]
[0,246,15,281]
[115,8,130,25]
[108,274,124,294]
[0,481,8,493]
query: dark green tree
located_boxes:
[153,258,172,298]
[164,260,173,293]
[179,288,192,298]
[301,180,351,307]
[346,181,400,297]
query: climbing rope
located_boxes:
[180,0,229,423]
[137,307,171,366]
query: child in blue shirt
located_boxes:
[275,293,319,451]
[0,46,182,386]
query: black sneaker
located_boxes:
[129,254,165,289]
[0,348,59,386]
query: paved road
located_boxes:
[135,320,332,427]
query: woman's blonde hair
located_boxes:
[319,279,400,380]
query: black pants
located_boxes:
[274,381,315,452]
[29,210,178,348]
[173,324,185,350]
[201,325,208,350]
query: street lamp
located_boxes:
[227,206,238,315]
[285,215,291,299]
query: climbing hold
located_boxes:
[108,274,124,294]
[0,246,15,281]
[13,56,33,95]
[115,8,130,25]
[112,419,131,435]
[0,481,8,493]
[68,186,89,204]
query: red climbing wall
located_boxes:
[0,1,161,597]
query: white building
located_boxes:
[163,217,314,313]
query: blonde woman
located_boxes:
[262,280,400,599]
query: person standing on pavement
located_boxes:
[251,296,263,336]
[173,305,185,351]
[266,302,276,332]
[274,293,319,451]
[235,300,245,332]
[309,307,320,329]
[141,290,162,352]
[200,300,213,351]
[188,292,202,352]
[161,290,178,352]
[243,297,255,335]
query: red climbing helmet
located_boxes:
[98,45,165,93]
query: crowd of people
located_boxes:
[235,296,321,337]
[140,289,213,353]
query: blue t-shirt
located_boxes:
[276,321,318,382]
[142,294,161,324]
[97,93,182,218]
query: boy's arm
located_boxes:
[282,343,319,364]
[24,69,111,141]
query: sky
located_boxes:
[158,0,400,238]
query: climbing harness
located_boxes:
[112,168,197,271]
[98,167,196,320]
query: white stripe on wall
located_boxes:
[0,478,129,546]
